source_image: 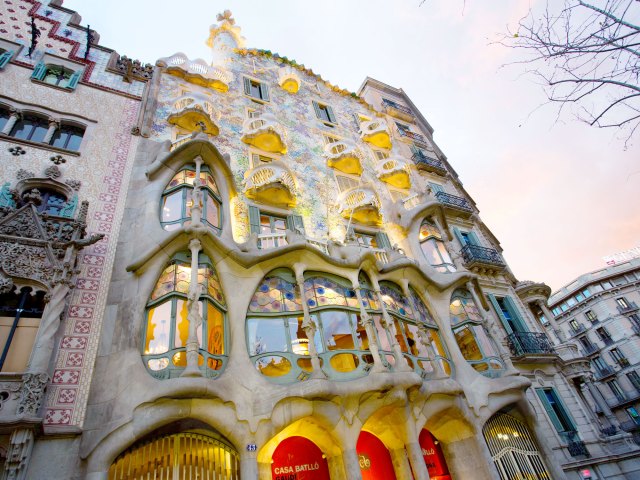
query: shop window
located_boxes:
[0,286,46,373]
[31,62,81,90]
[356,431,397,480]
[243,77,269,101]
[271,437,330,480]
[160,165,222,233]
[10,114,48,142]
[419,219,456,273]
[50,124,84,151]
[142,253,227,378]
[450,289,503,377]
[312,101,336,124]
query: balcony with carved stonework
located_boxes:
[359,120,392,150]
[323,140,363,175]
[241,113,287,154]
[278,66,300,94]
[460,244,506,271]
[243,161,297,207]
[382,98,414,122]
[375,156,411,189]
[336,185,382,226]
[167,95,219,136]
[157,53,233,92]
[412,150,447,176]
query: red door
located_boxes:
[271,436,330,480]
[419,429,451,480]
[356,431,397,480]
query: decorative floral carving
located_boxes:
[65,179,82,191]
[22,189,42,205]
[0,272,14,294]
[4,429,34,480]
[44,165,62,179]
[8,146,26,156]
[50,155,66,165]
[0,242,53,285]
[0,209,43,239]
[15,170,34,181]
[115,55,154,82]
[17,372,49,417]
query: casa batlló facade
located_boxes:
[0,1,639,479]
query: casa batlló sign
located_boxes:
[271,436,330,480]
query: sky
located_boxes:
[63,0,640,291]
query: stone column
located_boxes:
[1,110,20,135]
[341,448,363,480]
[351,279,385,373]
[1,429,34,480]
[239,450,258,480]
[327,453,348,480]
[466,281,518,375]
[43,118,59,144]
[294,265,326,379]
[536,300,566,342]
[389,448,413,479]
[404,418,430,480]
[182,238,203,377]
[257,460,272,480]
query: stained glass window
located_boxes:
[419,219,456,273]
[410,287,436,325]
[449,289,482,325]
[249,276,302,313]
[304,276,358,309]
[379,282,413,318]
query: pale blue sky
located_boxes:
[64,0,640,290]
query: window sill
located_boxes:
[0,134,81,157]
[31,78,76,93]
[246,96,269,105]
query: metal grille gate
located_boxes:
[482,413,551,480]
[108,432,241,480]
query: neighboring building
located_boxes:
[0,2,639,480]
[546,259,640,446]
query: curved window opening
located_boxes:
[419,219,455,273]
[109,428,240,480]
[379,281,451,376]
[450,289,503,377]
[142,252,227,379]
[10,114,48,142]
[160,165,222,233]
[0,286,46,373]
[50,124,84,151]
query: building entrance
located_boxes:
[271,436,330,480]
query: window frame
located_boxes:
[243,76,270,102]
[312,100,337,125]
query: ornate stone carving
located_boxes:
[15,170,34,181]
[49,155,66,165]
[17,373,49,417]
[21,188,42,205]
[8,146,26,157]
[0,209,44,239]
[0,242,54,288]
[3,429,34,480]
[43,165,62,179]
[115,55,154,82]
[0,271,14,294]
[65,179,81,191]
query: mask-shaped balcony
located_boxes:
[336,185,382,226]
[381,98,414,123]
[375,156,411,189]
[278,66,301,94]
[412,150,447,176]
[158,53,232,92]
[323,140,363,175]
[243,161,297,207]
[434,191,474,218]
[167,95,219,136]
[359,120,392,150]
[241,113,287,154]
[460,244,506,271]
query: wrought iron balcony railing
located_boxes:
[617,301,639,314]
[435,191,474,212]
[397,129,427,144]
[600,425,618,436]
[567,439,589,457]
[571,324,587,335]
[460,244,506,268]
[632,324,640,336]
[601,337,614,346]
[382,98,413,116]
[594,365,616,380]
[411,150,447,175]
[620,420,640,433]
[581,343,599,356]
[507,332,555,356]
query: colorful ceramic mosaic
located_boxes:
[379,282,413,318]
[410,287,436,325]
[303,276,358,309]
[249,276,302,313]
[150,261,226,306]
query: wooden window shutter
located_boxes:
[326,105,336,124]
[375,232,392,250]
[243,77,252,96]
[503,295,527,333]
[286,214,305,234]
[248,205,261,235]
[312,101,322,120]
[67,70,82,90]
[452,227,465,247]
[0,50,13,69]
[535,389,565,434]
[31,61,46,80]
[259,82,270,102]
[487,293,513,334]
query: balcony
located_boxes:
[570,324,587,336]
[375,156,411,189]
[167,95,219,136]
[336,185,382,226]
[158,53,232,92]
[594,365,616,380]
[382,98,414,122]
[601,337,614,346]
[412,150,447,176]
[581,343,599,356]
[243,161,297,207]
[435,191,474,217]
[607,391,640,409]
[507,332,555,358]
[620,420,640,433]
[241,113,287,154]
[617,301,639,314]
[460,244,506,270]
[323,140,363,175]
[397,128,428,146]
[278,66,300,94]
[567,439,589,458]
[632,324,640,336]
[359,120,392,149]
[600,425,618,436]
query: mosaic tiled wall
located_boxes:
[151,50,418,245]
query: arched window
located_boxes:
[10,114,48,142]
[378,281,451,376]
[160,166,222,233]
[18,188,76,217]
[419,219,455,273]
[142,252,226,379]
[50,124,84,151]
[450,289,503,377]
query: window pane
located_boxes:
[173,299,190,348]
[0,109,9,132]
[161,190,183,223]
[66,130,83,151]
[390,318,409,353]
[454,325,483,361]
[288,316,311,355]
[206,302,224,355]
[320,310,354,350]
[205,194,220,227]
[144,301,171,355]
[472,324,498,357]
[246,318,287,355]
